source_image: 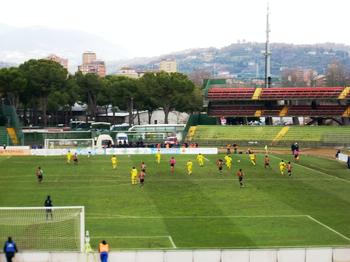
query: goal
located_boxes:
[44,139,95,150]
[0,206,85,251]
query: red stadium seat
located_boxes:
[207,88,255,100]
[260,87,344,100]
[207,87,345,101]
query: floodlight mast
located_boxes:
[264,3,271,88]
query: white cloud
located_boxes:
[1,0,350,57]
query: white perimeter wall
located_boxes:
[125,110,189,125]
[1,248,349,262]
[30,147,218,156]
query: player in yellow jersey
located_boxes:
[196,153,204,167]
[279,160,287,175]
[224,154,232,169]
[111,155,118,169]
[186,160,193,175]
[155,150,161,164]
[66,150,72,164]
[249,152,256,166]
[130,167,138,185]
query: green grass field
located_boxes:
[0,153,350,251]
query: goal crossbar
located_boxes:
[0,206,84,210]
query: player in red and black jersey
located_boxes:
[216,159,224,174]
[264,155,270,168]
[237,168,244,188]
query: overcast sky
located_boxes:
[1,0,350,58]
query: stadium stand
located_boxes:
[204,80,350,119]
[207,87,256,100]
[192,125,281,142]
[287,105,348,116]
[191,125,350,146]
[0,104,23,145]
[0,126,8,145]
[259,87,345,100]
[209,105,262,116]
[208,104,349,117]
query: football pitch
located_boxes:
[0,152,350,250]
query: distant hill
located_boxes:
[0,24,128,72]
[0,61,16,68]
[115,43,350,78]
[1,25,349,78]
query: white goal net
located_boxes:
[44,139,95,150]
[0,206,85,251]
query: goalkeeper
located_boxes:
[44,195,53,220]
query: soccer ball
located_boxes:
[237,160,241,163]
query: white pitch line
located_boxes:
[168,235,177,248]
[87,214,307,219]
[90,235,170,239]
[269,155,350,184]
[150,244,350,250]
[90,235,176,249]
[307,215,350,242]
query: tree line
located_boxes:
[0,59,203,127]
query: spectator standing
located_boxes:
[3,237,17,262]
[335,150,341,159]
[226,144,231,154]
[98,240,109,262]
[233,144,238,154]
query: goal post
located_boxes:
[0,206,85,252]
[44,139,95,150]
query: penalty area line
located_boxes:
[90,235,170,239]
[87,214,307,219]
[90,235,177,249]
[307,215,350,242]
[168,235,177,248]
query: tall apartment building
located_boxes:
[82,52,97,64]
[78,52,106,77]
[159,59,177,73]
[45,54,68,69]
[281,68,316,87]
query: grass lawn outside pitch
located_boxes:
[0,153,350,250]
